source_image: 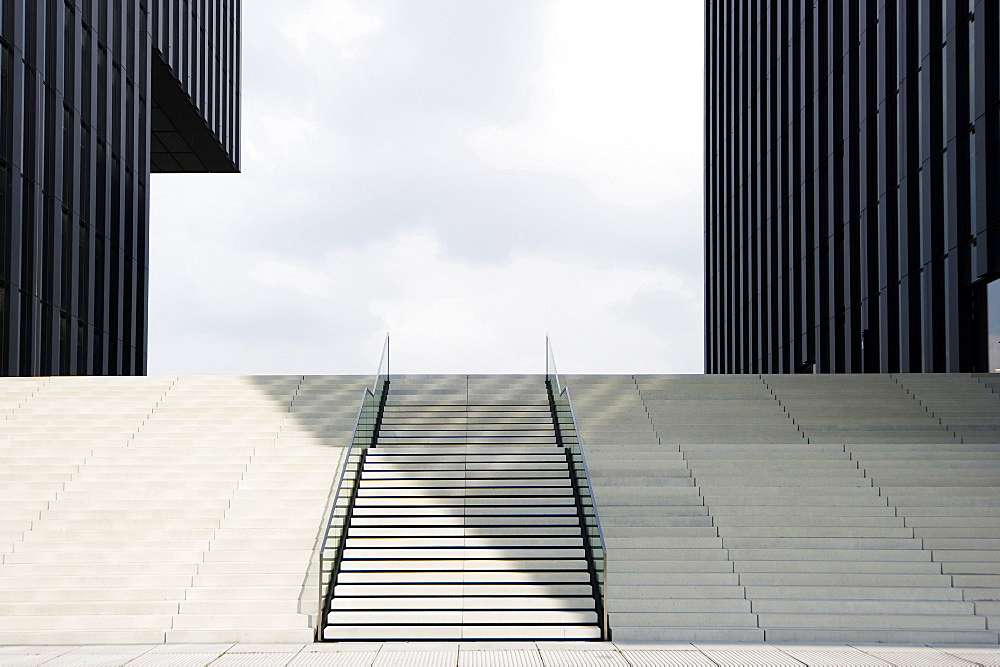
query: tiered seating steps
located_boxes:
[568,372,1000,644]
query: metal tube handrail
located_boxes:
[545,336,607,548]
[316,334,389,641]
[545,335,609,639]
[561,384,607,550]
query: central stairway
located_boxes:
[323,375,602,640]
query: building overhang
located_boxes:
[149,49,239,173]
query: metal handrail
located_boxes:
[316,334,389,641]
[545,335,609,639]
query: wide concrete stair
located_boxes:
[567,375,749,642]
[324,375,601,640]
[0,375,368,644]
[569,373,1000,644]
[4,371,998,645]
[873,374,1000,637]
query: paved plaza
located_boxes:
[2,642,1000,666]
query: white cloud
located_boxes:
[149,225,700,375]
[465,0,703,209]
[148,1,705,376]
[251,259,331,300]
[283,0,384,58]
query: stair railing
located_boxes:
[317,334,390,641]
[545,336,609,640]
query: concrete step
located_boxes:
[323,624,601,640]
[329,596,595,610]
[322,384,602,641]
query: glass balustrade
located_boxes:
[317,334,389,640]
[546,336,609,639]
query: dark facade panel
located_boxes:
[0,0,240,376]
[705,0,1000,373]
[150,0,240,173]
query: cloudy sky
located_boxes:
[147,0,705,376]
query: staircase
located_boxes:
[323,375,602,640]
[568,373,1000,644]
[0,375,370,644]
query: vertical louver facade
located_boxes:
[0,0,240,376]
[705,0,1000,373]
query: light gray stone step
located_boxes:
[324,624,601,640]
[715,516,904,528]
[853,451,1000,460]
[734,560,942,574]
[610,572,738,586]
[721,537,921,550]
[347,527,582,538]
[344,537,583,548]
[362,471,570,481]
[0,600,182,616]
[363,454,565,463]
[333,584,592,597]
[697,477,873,488]
[379,428,555,437]
[744,585,963,600]
[590,477,695,488]
[0,630,174,644]
[378,438,559,445]
[877,477,1000,487]
[717,527,913,538]
[0,614,177,631]
[860,460,1000,468]
[598,506,708,517]
[603,527,718,538]
[613,549,730,562]
[0,558,199,582]
[952,574,1000,587]
[896,506,1000,516]
[361,464,569,473]
[354,498,577,509]
[728,548,931,561]
[610,612,758,627]
[600,516,713,528]
[961,588,1000,601]
[350,504,578,515]
[739,572,952,587]
[704,496,887,507]
[354,487,574,498]
[684,452,844,461]
[608,586,746,601]
[357,478,572,489]
[943,562,1000,574]
[335,572,590,586]
[337,559,589,573]
[341,547,585,560]
[886,495,1000,507]
[751,599,976,614]
[368,444,559,453]
[327,610,597,625]
[381,423,554,431]
[604,537,721,549]
[347,515,579,526]
[0,587,187,604]
[915,526,1000,537]
[757,612,985,630]
[762,628,1000,643]
[329,596,595,610]
[610,627,764,642]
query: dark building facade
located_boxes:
[0,0,240,376]
[705,1,1000,373]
